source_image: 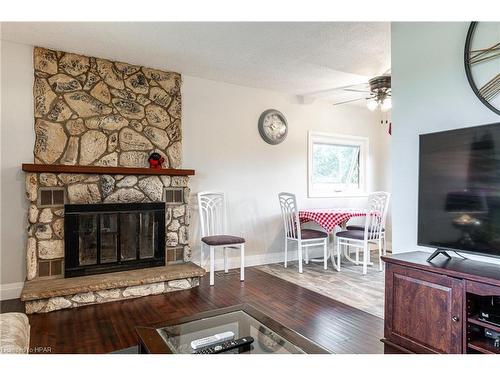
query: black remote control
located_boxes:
[194,336,254,354]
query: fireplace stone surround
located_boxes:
[20,47,203,313]
[24,169,192,280]
[21,170,202,314]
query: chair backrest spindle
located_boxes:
[364,191,390,241]
[197,192,226,238]
[278,192,301,240]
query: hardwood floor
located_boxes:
[258,252,385,318]
[0,267,384,354]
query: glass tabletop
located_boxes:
[156,310,306,354]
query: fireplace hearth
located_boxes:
[64,202,166,278]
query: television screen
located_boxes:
[418,122,500,259]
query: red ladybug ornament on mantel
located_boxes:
[148,152,165,169]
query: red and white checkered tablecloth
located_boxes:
[299,208,367,233]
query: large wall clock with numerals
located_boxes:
[464,22,500,115]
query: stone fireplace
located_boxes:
[21,47,204,313]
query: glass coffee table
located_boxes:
[136,304,329,354]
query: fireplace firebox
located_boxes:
[64,203,165,278]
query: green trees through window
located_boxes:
[312,143,360,187]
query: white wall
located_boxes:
[0,40,34,297]
[0,38,391,296]
[183,75,391,270]
[391,22,500,264]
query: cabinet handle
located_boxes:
[452,316,460,323]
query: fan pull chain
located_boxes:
[379,112,392,135]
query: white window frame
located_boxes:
[308,131,369,198]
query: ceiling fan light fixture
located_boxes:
[366,98,378,111]
[381,97,392,112]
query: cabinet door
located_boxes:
[385,264,464,353]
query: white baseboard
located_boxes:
[199,242,393,272]
[0,282,24,301]
[199,247,326,272]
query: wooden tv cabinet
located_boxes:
[382,251,500,354]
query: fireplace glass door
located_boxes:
[65,203,165,278]
[79,214,98,266]
[120,212,140,262]
[100,213,118,264]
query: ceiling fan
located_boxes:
[331,70,392,111]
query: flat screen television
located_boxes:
[418,122,500,259]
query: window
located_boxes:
[308,132,368,197]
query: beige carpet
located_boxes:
[257,250,385,318]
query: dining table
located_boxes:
[298,208,368,269]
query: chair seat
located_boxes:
[346,225,385,232]
[201,235,245,246]
[289,229,328,240]
[336,230,367,240]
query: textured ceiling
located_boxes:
[1,22,390,103]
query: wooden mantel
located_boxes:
[22,163,195,176]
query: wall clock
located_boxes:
[464,22,500,115]
[258,109,288,145]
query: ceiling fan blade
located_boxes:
[336,82,369,90]
[301,81,369,97]
[332,97,366,106]
[343,88,370,93]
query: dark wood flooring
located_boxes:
[0,267,384,354]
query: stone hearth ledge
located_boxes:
[21,263,205,314]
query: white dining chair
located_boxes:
[346,191,391,261]
[197,191,245,286]
[338,191,390,274]
[278,192,329,273]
